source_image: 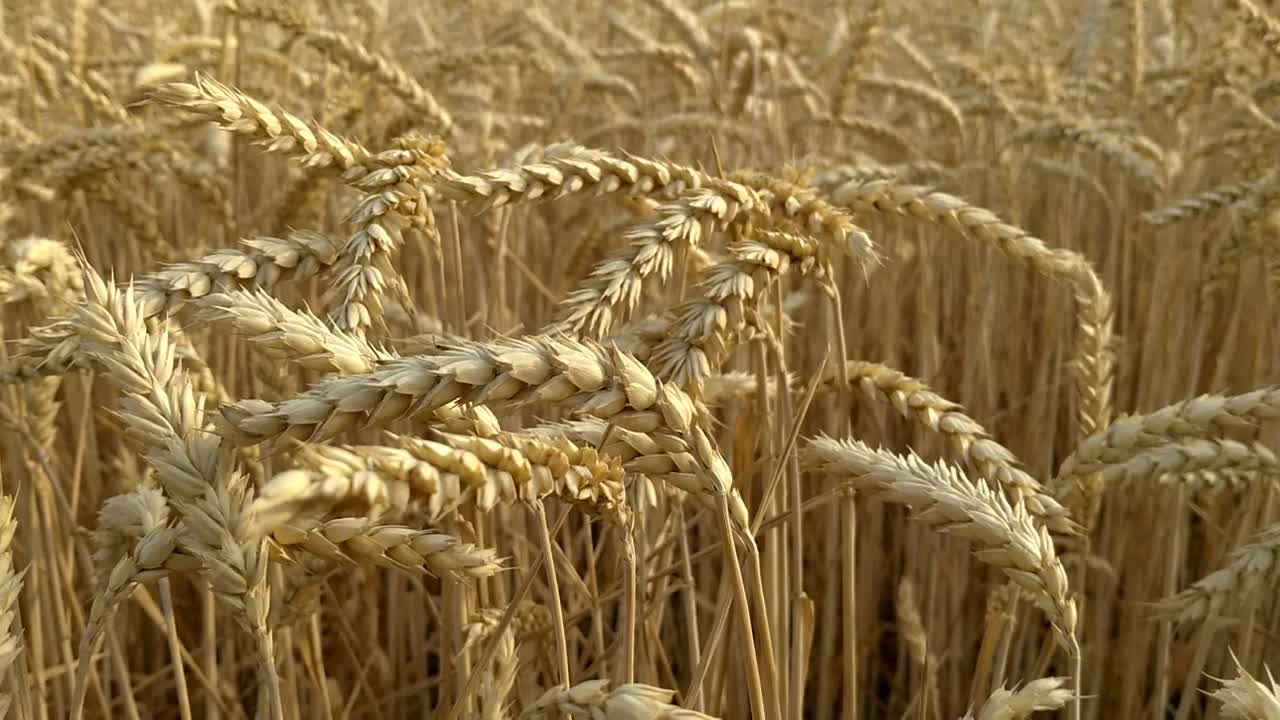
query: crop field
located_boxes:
[0,0,1278,718]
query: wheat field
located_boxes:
[0,0,1277,718]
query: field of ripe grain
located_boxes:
[1,1,1278,718]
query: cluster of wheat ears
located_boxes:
[1,0,1280,718]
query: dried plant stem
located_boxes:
[990,590,1021,694]
[1152,487,1183,720]
[686,582,732,708]
[444,510,567,720]
[742,534,784,720]
[620,525,638,685]
[830,281,859,720]
[532,502,571,689]
[308,614,334,720]
[842,494,858,720]
[201,591,218,720]
[444,573,471,714]
[676,503,702,702]
[259,632,285,720]
[159,578,194,720]
[716,492,768,720]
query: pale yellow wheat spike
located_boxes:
[1055,388,1280,485]
[805,437,1077,647]
[3,231,339,382]
[1212,655,1280,720]
[521,678,720,719]
[272,519,502,580]
[201,289,396,375]
[961,678,1073,720]
[1142,178,1266,226]
[148,73,371,173]
[551,181,763,337]
[432,144,714,212]
[69,265,280,719]
[251,430,627,529]
[824,176,1115,522]
[1157,522,1280,623]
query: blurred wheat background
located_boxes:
[0,0,1278,718]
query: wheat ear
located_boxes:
[70,267,280,719]
[805,437,1078,647]
[552,181,763,337]
[218,336,703,445]
[824,177,1115,519]
[962,677,1074,720]
[272,519,501,579]
[521,678,719,719]
[1212,654,1280,720]
[75,488,199,716]
[253,430,628,529]
[433,144,714,211]
[148,73,371,172]
[1156,522,1280,623]
[1055,388,1280,485]
[3,231,338,382]
[324,133,449,335]
[1142,179,1266,226]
